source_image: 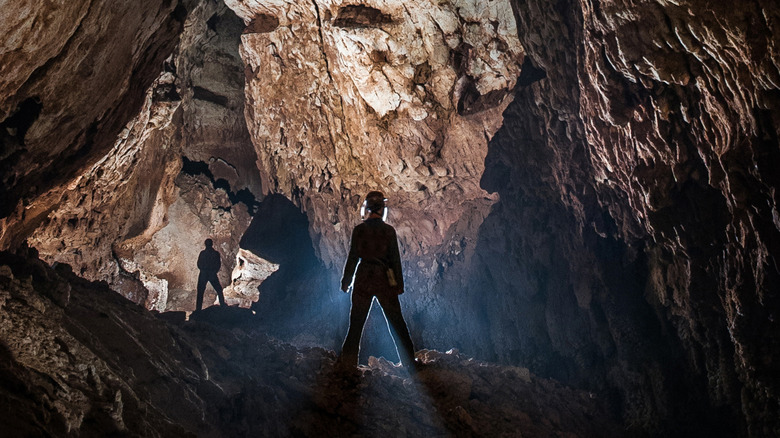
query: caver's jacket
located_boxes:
[341,218,404,295]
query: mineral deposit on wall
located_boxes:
[0,0,186,249]
[226,0,524,266]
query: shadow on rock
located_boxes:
[189,305,256,329]
[0,341,69,436]
[289,358,364,437]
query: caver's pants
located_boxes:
[341,290,415,367]
[196,271,225,311]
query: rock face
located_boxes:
[0,250,623,437]
[26,1,262,311]
[223,248,279,308]
[465,0,780,435]
[0,0,187,247]
[0,0,778,437]
[26,72,183,308]
[227,0,524,267]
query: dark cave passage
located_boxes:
[238,194,405,364]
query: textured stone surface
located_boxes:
[0,0,778,436]
[26,1,262,311]
[27,73,182,307]
[115,170,253,311]
[0,250,624,437]
[0,0,187,245]
[177,0,262,195]
[464,0,780,435]
[227,0,523,267]
[223,248,279,307]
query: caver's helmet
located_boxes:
[361,191,388,220]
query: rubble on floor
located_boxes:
[0,250,623,437]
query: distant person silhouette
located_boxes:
[196,238,226,311]
[339,191,417,371]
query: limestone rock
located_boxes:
[27,73,183,307]
[0,0,187,246]
[27,2,265,312]
[472,0,780,434]
[1,0,778,436]
[177,0,262,196]
[223,248,280,307]
[226,0,524,267]
[115,171,253,311]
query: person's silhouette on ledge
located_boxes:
[196,238,226,311]
[339,191,417,371]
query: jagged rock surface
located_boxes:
[26,1,262,311]
[0,0,187,247]
[26,73,183,308]
[0,0,778,437]
[0,251,623,437]
[227,0,524,267]
[464,0,780,435]
[222,248,279,308]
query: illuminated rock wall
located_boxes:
[0,0,187,248]
[467,0,780,434]
[0,0,778,436]
[226,0,524,267]
[26,1,261,310]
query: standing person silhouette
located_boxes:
[339,191,417,371]
[196,238,227,311]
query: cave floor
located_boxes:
[0,251,625,437]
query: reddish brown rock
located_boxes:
[470,0,780,434]
[0,0,778,436]
[0,0,187,247]
[27,74,182,307]
[27,2,263,311]
[226,0,524,266]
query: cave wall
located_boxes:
[221,1,780,433]
[26,74,184,307]
[225,0,523,269]
[458,0,779,435]
[0,0,778,436]
[0,0,188,248]
[25,0,265,310]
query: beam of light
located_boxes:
[358,297,401,364]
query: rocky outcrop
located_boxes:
[26,72,183,307]
[177,0,262,196]
[1,0,778,436]
[227,0,524,267]
[223,248,279,308]
[0,250,623,437]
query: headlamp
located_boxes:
[360,197,388,221]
